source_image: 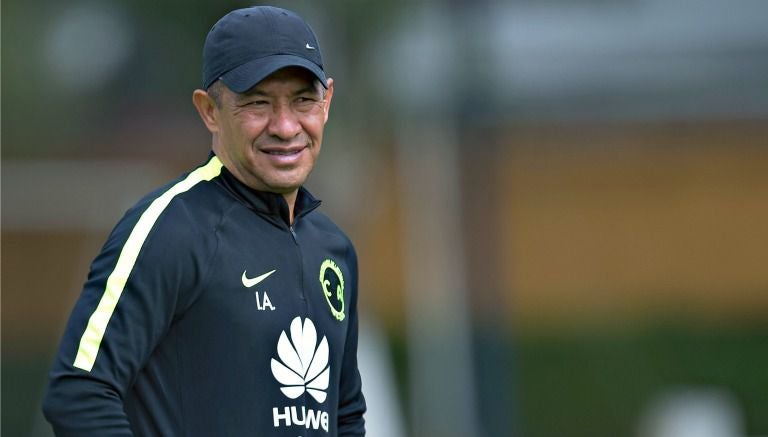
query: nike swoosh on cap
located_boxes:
[242,269,276,288]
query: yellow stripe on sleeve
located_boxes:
[73,156,223,372]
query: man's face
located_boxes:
[208,67,333,195]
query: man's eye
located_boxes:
[239,100,268,108]
[295,97,322,111]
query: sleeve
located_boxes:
[41,201,212,436]
[337,243,367,436]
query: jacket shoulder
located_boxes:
[306,210,355,248]
[110,168,229,249]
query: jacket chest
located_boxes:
[183,218,351,347]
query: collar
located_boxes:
[209,153,322,226]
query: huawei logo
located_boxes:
[271,317,330,403]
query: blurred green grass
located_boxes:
[513,322,768,437]
[2,349,55,437]
[386,321,768,437]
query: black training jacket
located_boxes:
[43,154,366,436]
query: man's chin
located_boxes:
[264,180,304,195]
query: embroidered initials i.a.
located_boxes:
[256,291,275,311]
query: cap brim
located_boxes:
[219,54,327,93]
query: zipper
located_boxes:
[288,224,306,302]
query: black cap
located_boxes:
[202,6,327,93]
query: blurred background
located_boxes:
[3,0,768,436]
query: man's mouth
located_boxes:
[261,145,307,155]
[260,146,308,165]
[266,149,301,156]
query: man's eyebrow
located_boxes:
[293,85,322,96]
[238,85,321,99]
[237,89,269,99]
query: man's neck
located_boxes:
[212,146,299,224]
[282,191,298,225]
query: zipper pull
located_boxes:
[289,225,298,243]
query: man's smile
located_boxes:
[260,145,308,165]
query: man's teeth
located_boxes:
[267,150,298,155]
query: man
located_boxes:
[42,6,366,436]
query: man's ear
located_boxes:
[192,89,219,133]
[322,78,334,124]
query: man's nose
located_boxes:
[267,103,301,140]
